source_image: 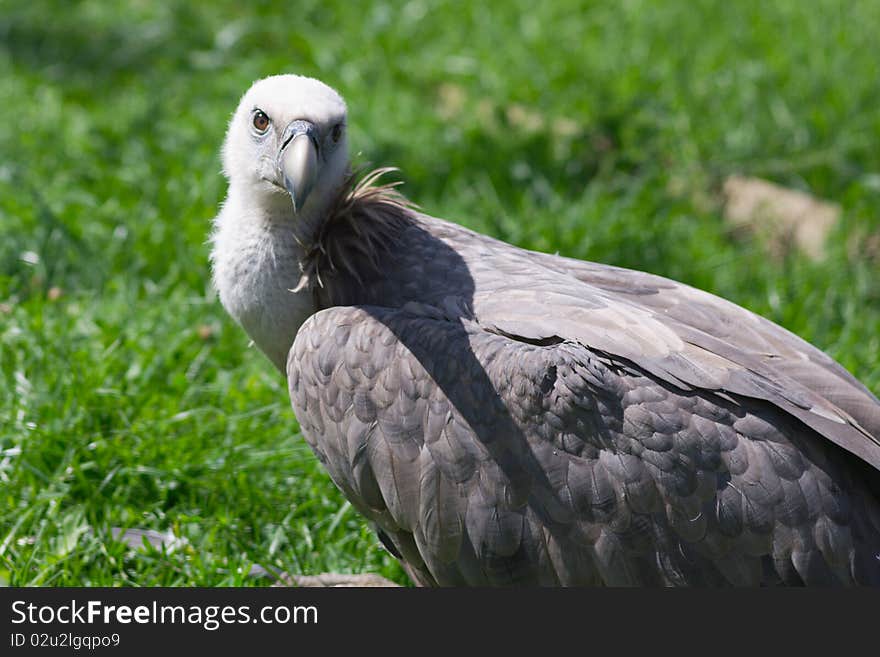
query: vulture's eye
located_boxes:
[252,110,270,133]
[331,123,343,143]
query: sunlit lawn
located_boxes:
[1,0,878,585]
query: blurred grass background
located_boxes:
[1,0,878,585]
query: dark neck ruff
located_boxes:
[294,167,416,298]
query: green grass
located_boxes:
[1,0,878,585]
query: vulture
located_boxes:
[211,74,880,586]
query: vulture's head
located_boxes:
[221,74,349,218]
[212,74,407,373]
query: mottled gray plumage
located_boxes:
[289,209,880,586]
[213,75,880,586]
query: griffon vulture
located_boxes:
[211,75,880,586]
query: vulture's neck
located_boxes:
[211,168,412,374]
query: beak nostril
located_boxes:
[279,119,318,155]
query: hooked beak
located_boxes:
[277,120,319,213]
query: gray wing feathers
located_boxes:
[467,249,880,471]
[289,304,880,585]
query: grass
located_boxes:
[1,0,878,586]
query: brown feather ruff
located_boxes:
[293,167,416,293]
